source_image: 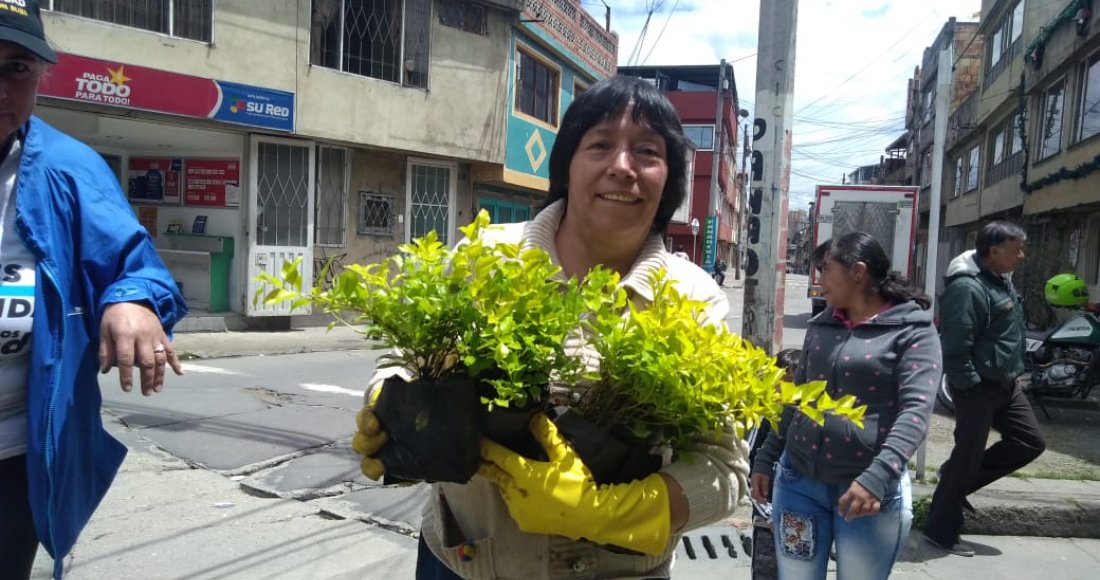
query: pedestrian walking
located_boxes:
[0,4,188,579]
[748,348,801,580]
[750,232,940,580]
[924,221,1046,557]
[355,75,745,579]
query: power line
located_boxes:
[794,10,936,116]
[641,0,682,65]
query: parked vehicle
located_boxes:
[808,185,919,315]
[937,273,1100,419]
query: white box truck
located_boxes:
[809,185,919,315]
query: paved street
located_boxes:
[724,273,811,350]
[30,274,1100,578]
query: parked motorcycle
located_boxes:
[937,273,1100,419]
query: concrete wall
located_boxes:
[44,0,513,163]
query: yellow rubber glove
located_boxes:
[351,386,387,480]
[478,414,672,555]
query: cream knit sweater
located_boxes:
[368,201,749,579]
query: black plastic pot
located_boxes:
[478,404,548,461]
[551,409,662,485]
[372,376,480,484]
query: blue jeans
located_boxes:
[771,453,912,580]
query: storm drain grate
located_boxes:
[673,524,752,577]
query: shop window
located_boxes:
[358,191,394,236]
[50,0,213,42]
[310,0,431,88]
[515,47,559,125]
[683,125,715,151]
[315,146,348,246]
[438,0,487,35]
[1039,80,1065,159]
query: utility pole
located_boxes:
[706,60,728,272]
[743,0,798,354]
[915,44,953,481]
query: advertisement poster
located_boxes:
[137,206,158,237]
[38,53,294,132]
[185,159,241,207]
[128,158,182,204]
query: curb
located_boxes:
[912,481,1100,539]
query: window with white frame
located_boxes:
[1079,53,1100,142]
[50,0,213,42]
[987,1,1024,81]
[310,0,431,88]
[966,145,980,191]
[682,125,715,150]
[992,127,1006,165]
[516,47,559,125]
[953,156,964,197]
[1039,80,1065,159]
[315,146,348,246]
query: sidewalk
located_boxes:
[171,324,379,359]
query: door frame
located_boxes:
[246,134,316,316]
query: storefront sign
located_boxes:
[184,159,241,208]
[39,53,295,132]
[128,158,182,204]
[703,215,718,270]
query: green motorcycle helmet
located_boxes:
[1045,273,1090,307]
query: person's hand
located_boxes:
[351,387,387,480]
[837,481,880,521]
[99,302,183,396]
[750,472,772,504]
[478,414,671,555]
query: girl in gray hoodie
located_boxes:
[750,232,941,580]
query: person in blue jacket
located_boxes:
[0,3,188,578]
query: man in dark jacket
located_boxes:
[924,221,1046,557]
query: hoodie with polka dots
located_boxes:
[752,300,942,500]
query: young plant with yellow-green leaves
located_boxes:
[581,270,866,451]
[253,210,606,409]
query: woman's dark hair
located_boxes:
[541,75,690,234]
[975,220,1026,257]
[775,349,801,373]
[815,232,931,310]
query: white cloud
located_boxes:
[590,0,983,210]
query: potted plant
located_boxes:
[560,270,866,485]
[255,211,601,481]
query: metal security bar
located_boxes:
[49,0,212,42]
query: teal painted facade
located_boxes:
[502,26,597,186]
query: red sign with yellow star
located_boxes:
[38,53,295,132]
[40,53,220,118]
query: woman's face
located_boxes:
[819,257,868,310]
[564,108,668,241]
[0,43,41,144]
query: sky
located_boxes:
[584,0,984,212]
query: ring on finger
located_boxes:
[153,343,167,354]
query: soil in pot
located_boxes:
[551,408,662,485]
[372,375,480,483]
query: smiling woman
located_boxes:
[404,75,745,580]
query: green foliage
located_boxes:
[253,210,600,409]
[582,270,867,451]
